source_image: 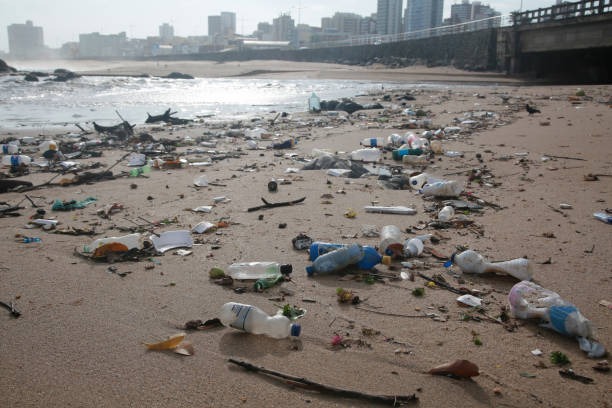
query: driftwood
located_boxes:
[145,108,192,125]
[247,197,305,212]
[228,358,417,405]
[0,179,34,193]
[93,121,135,138]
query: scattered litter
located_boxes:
[150,230,193,253]
[428,359,479,378]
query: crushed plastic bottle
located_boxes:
[306,243,363,276]
[508,281,605,358]
[219,302,301,338]
[308,242,391,270]
[227,262,292,291]
[593,212,612,224]
[445,249,533,281]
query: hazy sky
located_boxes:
[0,0,556,52]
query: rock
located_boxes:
[50,68,80,82]
[24,73,39,82]
[336,100,363,115]
[164,72,195,79]
[0,58,16,73]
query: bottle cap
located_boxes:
[280,264,292,275]
[381,256,391,266]
[305,265,314,276]
[290,323,301,337]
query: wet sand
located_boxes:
[0,61,610,408]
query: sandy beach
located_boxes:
[0,60,610,408]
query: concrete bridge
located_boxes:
[500,0,612,81]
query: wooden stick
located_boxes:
[247,196,305,212]
[228,358,417,405]
[543,154,586,161]
[355,305,429,319]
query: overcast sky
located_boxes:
[0,0,556,52]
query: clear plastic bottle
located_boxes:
[379,225,404,257]
[593,212,612,224]
[438,205,455,221]
[360,138,385,147]
[306,243,364,276]
[219,302,301,338]
[227,262,292,280]
[420,180,463,198]
[308,242,390,270]
[447,250,533,281]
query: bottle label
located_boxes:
[229,304,253,331]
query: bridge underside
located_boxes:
[519,46,612,83]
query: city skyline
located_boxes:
[0,0,556,52]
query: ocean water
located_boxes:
[0,73,413,131]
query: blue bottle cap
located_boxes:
[443,253,456,268]
[290,323,301,337]
[305,265,314,276]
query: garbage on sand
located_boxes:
[508,280,606,358]
[445,250,533,281]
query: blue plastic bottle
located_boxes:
[306,243,364,276]
[309,242,391,270]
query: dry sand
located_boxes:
[0,61,610,408]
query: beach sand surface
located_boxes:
[0,61,610,408]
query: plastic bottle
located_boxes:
[306,243,364,276]
[379,225,404,258]
[402,155,428,165]
[409,173,438,190]
[2,154,32,166]
[22,237,42,243]
[308,242,391,270]
[420,180,463,198]
[403,238,424,258]
[219,302,301,338]
[227,262,292,280]
[360,138,385,147]
[308,92,321,112]
[593,212,612,224]
[364,206,417,215]
[1,143,18,154]
[508,281,606,358]
[350,148,381,162]
[446,250,533,281]
[438,205,455,221]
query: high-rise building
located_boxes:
[272,13,295,42]
[7,20,44,58]
[450,0,500,27]
[159,23,174,42]
[79,32,127,58]
[404,0,444,32]
[220,12,236,36]
[376,0,404,35]
[329,12,362,36]
[208,15,221,37]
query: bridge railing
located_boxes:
[308,15,513,49]
[512,0,611,25]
